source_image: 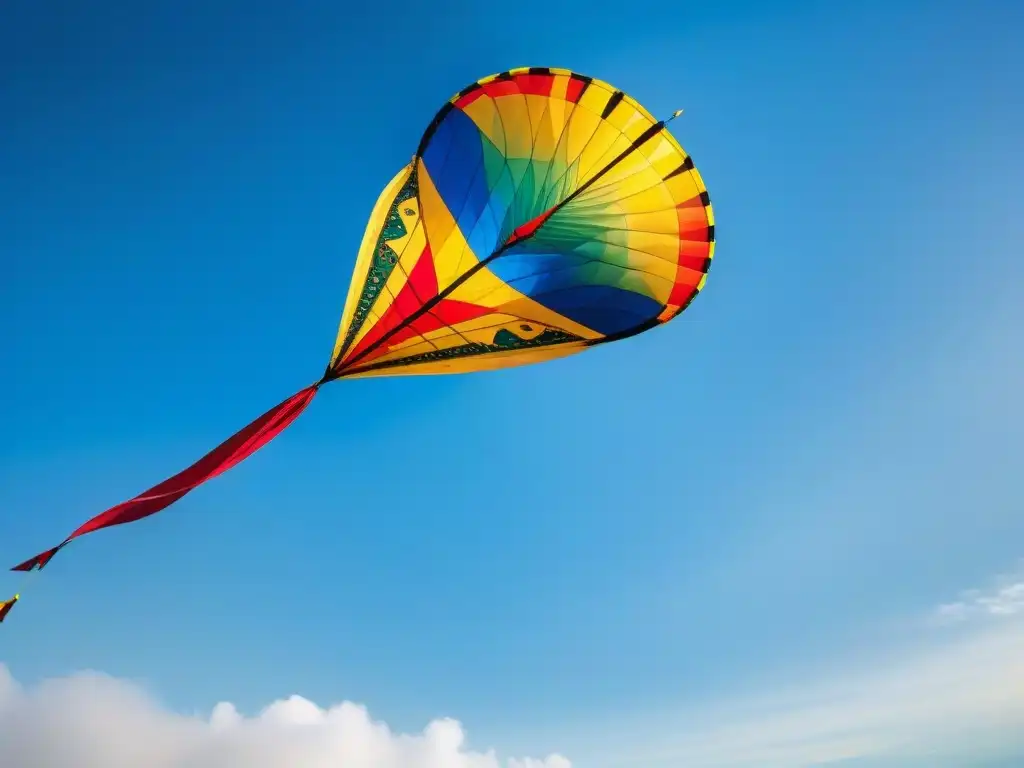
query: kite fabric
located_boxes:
[3,67,715,624]
[325,67,714,379]
[0,595,17,623]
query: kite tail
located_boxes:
[6,383,322,607]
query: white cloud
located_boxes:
[4,594,1024,768]
[0,664,570,768]
[935,564,1024,624]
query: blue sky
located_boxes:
[2,1,1023,765]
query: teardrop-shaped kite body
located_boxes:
[4,67,716,623]
[327,67,715,380]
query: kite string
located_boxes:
[1,565,40,624]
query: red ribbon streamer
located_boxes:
[11,384,321,572]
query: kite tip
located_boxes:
[672,109,684,119]
[0,594,19,623]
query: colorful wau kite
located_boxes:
[2,67,715,623]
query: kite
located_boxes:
[2,67,715,623]
[0,595,17,623]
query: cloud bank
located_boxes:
[6,621,1023,768]
[935,564,1024,624]
[624,621,1024,768]
[0,665,570,768]
[569,573,1024,768]
[4,572,1024,768]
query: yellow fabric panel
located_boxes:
[416,158,473,290]
[549,72,570,102]
[663,169,703,206]
[376,312,524,357]
[444,269,604,339]
[344,342,587,379]
[330,163,412,363]
[342,197,428,356]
